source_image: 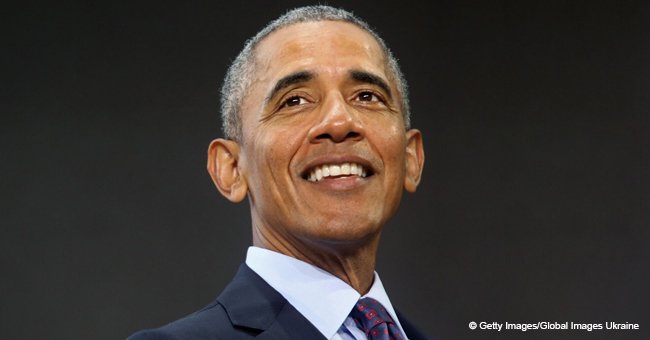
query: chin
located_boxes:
[305,218,383,244]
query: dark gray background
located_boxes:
[3,1,649,339]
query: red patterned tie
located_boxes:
[349,297,406,340]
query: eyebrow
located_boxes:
[349,70,393,100]
[265,71,315,104]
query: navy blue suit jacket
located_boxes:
[128,264,431,339]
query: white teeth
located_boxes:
[306,163,369,182]
[341,163,350,175]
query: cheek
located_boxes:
[377,131,409,215]
[245,129,300,184]
[376,127,408,176]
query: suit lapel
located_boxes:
[217,264,325,339]
[257,302,327,339]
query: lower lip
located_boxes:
[307,175,367,190]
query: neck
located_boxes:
[252,224,381,294]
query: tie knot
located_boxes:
[349,297,404,339]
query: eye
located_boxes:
[280,95,308,108]
[355,91,381,102]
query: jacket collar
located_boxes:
[217,264,326,339]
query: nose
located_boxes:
[307,93,364,143]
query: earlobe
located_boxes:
[207,139,248,203]
[403,129,425,193]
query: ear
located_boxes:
[403,129,425,193]
[207,138,248,203]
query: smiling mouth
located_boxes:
[304,162,371,182]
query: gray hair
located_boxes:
[220,5,410,141]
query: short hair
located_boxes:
[220,5,410,142]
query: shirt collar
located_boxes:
[245,246,405,339]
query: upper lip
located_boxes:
[299,154,376,179]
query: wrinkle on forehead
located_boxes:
[254,21,389,79]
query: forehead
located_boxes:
[253,20,389,81]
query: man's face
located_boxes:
[236,21,423,246]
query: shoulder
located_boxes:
[127,264,322,339]
[397,310,435,340]
[127,300,247,340]
[127,264,275,340]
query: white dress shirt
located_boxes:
[245,246,407,340]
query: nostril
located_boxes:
[345,131,361,140]
[315,132,333,140]
[315,131,361,142]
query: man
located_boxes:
[129,5,427,339]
